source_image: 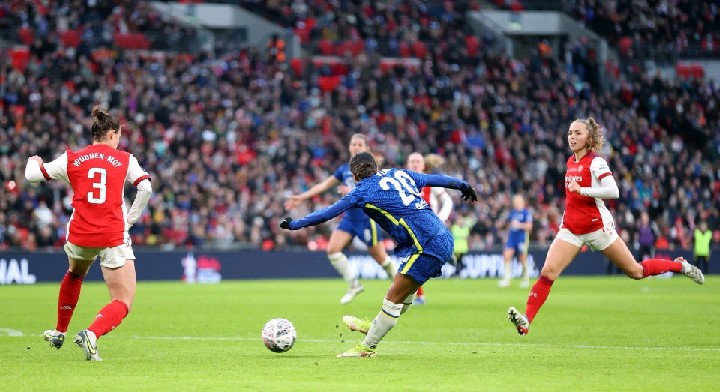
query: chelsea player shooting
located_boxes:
[280,152,478,357]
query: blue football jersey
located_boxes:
[290,169,470,260]
[507,208,531,243]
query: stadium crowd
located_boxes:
[239,0,479,51]
[0,1,718,255]
[499,0,720,62]
[0,0,201,52]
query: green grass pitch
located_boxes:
[1,277,719,391]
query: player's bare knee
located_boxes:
[539,267,560,280]
[369,246,387,262]
[68,266,89,277]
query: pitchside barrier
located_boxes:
[0,249,716,285]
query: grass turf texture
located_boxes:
[1,277,718,391]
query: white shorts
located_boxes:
[63,237,135,269]
[556,226,618,251]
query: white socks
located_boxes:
[503,260,513,282]
[401,293,415,315]
[363,299,403,349]
[521,261,529,281]
[381,257,397,278]
[328,252,355,284]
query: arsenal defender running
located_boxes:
[507,117,704,335]
[25,106,152,360]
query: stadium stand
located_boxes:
[0,1,718,255]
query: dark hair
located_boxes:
[91,106,120,141]
[350,152,377,180]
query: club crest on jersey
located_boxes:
[565,175,582,186]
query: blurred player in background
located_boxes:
[498,194,532,288]
[281,152,477,357]
[508,117,705,336]
[284,134,397,304]
[693,221,712,274]
[25,107,152,361]
[406,152,453,304]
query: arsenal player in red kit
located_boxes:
[406,153,454,304]
[25,107,152,360]
[507,117,704,336]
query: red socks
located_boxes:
[526,276,554,323]
[88,300,129,339]
[640,258,682,277]
[520,259,681,326]
[416,286,424,298]
[56,271,84,333]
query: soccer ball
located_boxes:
[261,318,297,352]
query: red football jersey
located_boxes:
[41,144,150,247]
[421,187,432,205]
[561,152,614,235]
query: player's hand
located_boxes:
[279,217,293,230]
[460,185,478,202]
[337,185,351,196]
[29,156,43,165]
[284,196,302,210]
[567,180,581,194]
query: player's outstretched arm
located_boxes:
[421,173,477,202]
[284,176,341,210]
[25,153,68,183]
[25,156,45,182]
[281,194,357,230]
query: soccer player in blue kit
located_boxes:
[498,194,532,288]
[281,152,478,357]
[285,134,397,304]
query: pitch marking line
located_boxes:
[0,328,23,337]
[4,329,718,352]
[130,335,720,352]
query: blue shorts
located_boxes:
[504,239,529,256]
[397,233,453,285]
[398,253,444,286]
[336,214,383,247]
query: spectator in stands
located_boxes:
[636,211,658,260]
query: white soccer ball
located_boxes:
[261,318,297,352]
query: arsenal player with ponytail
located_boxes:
[25,106,152,360]
[507,117,704,336]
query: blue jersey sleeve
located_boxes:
[333,165,345,182]
[402,169,428,189]
[288,192,361,230]
[406,171,469,192]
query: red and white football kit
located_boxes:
[421,186,453,223]
[557,152,618,250]
[25,143,152,343]
[30,144,150,266]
